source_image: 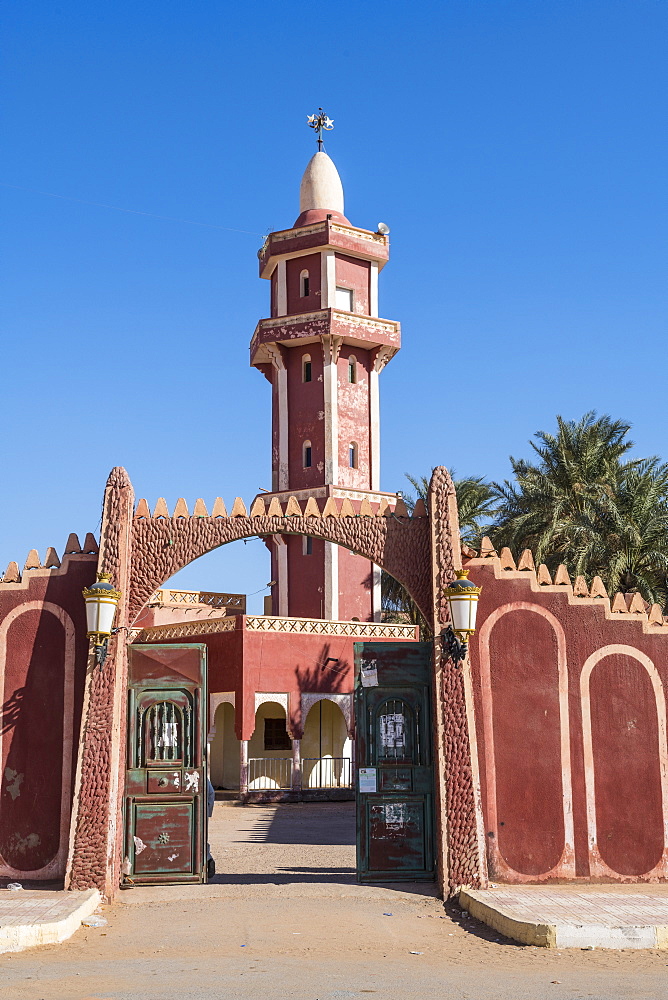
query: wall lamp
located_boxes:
[441,569,481,666]
[82,572,122,667]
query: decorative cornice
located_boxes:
[467,543,668,635]
[134,614,418,642]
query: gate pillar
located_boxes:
[428,466,488,896]
[66,467,134,897]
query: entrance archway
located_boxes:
[67,465,489,901]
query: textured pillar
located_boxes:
[429,466,488,897]
[66,467,134,898]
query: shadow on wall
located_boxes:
[1,608,66,873]
[293,642,351,697]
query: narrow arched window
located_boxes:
[141,700,191,765]
[349,442,358,469]
[300,269,310,297]
[303,440,312,468]
[303,535,313,556]
[302,353,312,382]
[348,355,357,384]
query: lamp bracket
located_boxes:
[440,626,468,666]
[94,638,109,669]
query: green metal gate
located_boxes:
[355,641,435,882]
[123,643,207,886]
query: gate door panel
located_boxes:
[124,644,207,886]
[355,642,435,882]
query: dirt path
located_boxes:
[1,804,666,1000]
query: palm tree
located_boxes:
[491,411,668,606]
[382,470,496,631]
[491,412,637,564]
[594,461,668,606]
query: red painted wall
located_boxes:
[468,558,668,883]
[0,556,95,879]
[286,345,325,491]
[334,254,370,314]
[286,253,321,313]
[486,608,564,876]
[336,345,371,490]
[149,620,418,741]
[589,653,664,876]
[338,549,375,623]
[286,535,325,619]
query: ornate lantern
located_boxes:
[441,569,482,665]
[82,572,122,666]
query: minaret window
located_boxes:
[348,355,357,384]
[302,354,312,382]
[349,442,358,469]
[303,536,313,556]
[303,441,312,468]
[300,270,310,297]
[335,286,354,312]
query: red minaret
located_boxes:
[251,117,400,621]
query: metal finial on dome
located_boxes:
[307,108,334,151]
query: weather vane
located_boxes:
[307,108,334,151]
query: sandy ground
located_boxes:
[2,802,667,1000]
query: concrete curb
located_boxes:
[460,889,556,947]
[0,888,101,953]
[459,889,668,949]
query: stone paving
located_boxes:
[0,888,100,953]
[461,884,668,949]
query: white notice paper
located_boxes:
[361,660,379,687]
[358,767,377,793]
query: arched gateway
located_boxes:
[65,464,488,899]
[66,136,487,900]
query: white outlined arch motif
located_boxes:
[0,601,75,880]
[254,693,291,736]
[478,602,575,880]
[208,692,235,743]
[300,693,353,735]
[580,644,668,878]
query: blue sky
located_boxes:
[3,1,666,611]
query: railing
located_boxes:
[136,617,238,641]
[150,589,246,611]
[248,757,293,790]
[301,757,352,789]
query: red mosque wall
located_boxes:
[336,344,372,491]
[144,621,417,740]
[335,253,370,314]
[467,553,668,883]
[285,345,325,491]
[286,253,321,313]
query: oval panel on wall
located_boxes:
[590,653,663,876]
[1,609,65,872]
[489,608,565,875]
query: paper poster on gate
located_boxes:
[360,659,379,687]
[358,767,377,793]
[379,713,405,750]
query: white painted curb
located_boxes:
[459,889,668,950]
[0,888,101,954]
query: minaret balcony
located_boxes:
[250,308,400,367]
[258,219,390,278]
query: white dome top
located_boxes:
[299,152,345,215]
